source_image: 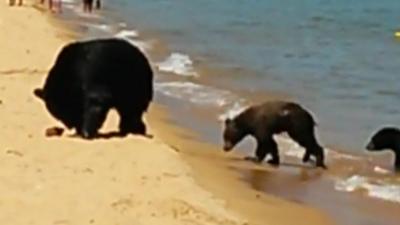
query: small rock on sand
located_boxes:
[45,126,64,137]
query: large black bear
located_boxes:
[34,38,153,139]
[366,127,400,171]
[222,101,326,168]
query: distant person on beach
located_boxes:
[40,0,62,12]
[9,0,23,6]
[83,0,101,13]
[95,0,101,9]
[83,0,94,13]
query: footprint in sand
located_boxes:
[53,220,70,225]
[6,149,23,157]
[163,199,241,225]
[111,198,135,213]
[82,168,94,174]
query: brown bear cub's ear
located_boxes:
[33,88,45,100]
[225,118,232,125]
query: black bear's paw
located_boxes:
[244,156,262,164]
[315,162,328,170]
[77,129,98,140]
[119,120,146,136]
[304,157,316,164]
[302,154,311,163]
[267,158,280,167]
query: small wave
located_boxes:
[155,81,239,108]
[61,0,75,3]
[327,149,362,160]
[156,53,197,77]
[279,137,306,158]
[374,166,391,175]
[113,29,150,53]
[335,175,400,203]
[114,29,139,38]
[118,22,127,28]
[218,102,248,121]
[88,23,113,32]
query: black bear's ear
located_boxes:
[33,88,45,100]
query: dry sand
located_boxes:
[0,1,334,225]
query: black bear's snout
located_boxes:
[33,88,45,100]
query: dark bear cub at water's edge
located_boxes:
[34,38,153,139]
[222,101,326,169]
[366,127,400,171]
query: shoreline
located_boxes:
[0,1,335,225]
[147,104,400,225]
[147,104,335,225]
[2,1,400,225]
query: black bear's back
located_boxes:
[77,39,153,108]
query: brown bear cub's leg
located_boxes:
[262,138,280,166]
[246,138,280,166]
[287,128,326,169]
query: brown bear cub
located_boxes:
[222,101,326,168]
[366,127,400,171]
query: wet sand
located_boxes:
[148,105,335,225]
[149,104,400,225]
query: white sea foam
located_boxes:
[335,175,400,203]
[155,81,234,107]
[156,53,197,77]
[327,149,362,160]
[89,23,113,32]
[278,137,306,158]
[114,29,139,38]
[118,22,127,28]
[60,0,75,3]
[113,29,150,53]
[374,166,391,174]
[218,102,248,121]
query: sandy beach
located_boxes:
[5,1,400,225]
[0,1,246,224]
